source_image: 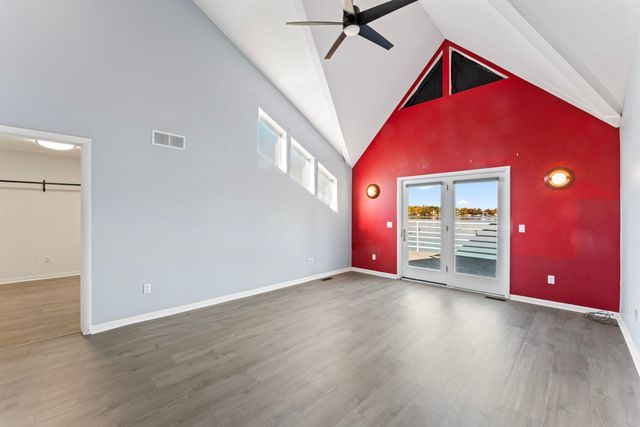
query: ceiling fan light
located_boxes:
[37,140,76,151]
[344,24,360,37]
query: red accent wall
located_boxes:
[352,41,620,311]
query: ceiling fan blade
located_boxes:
[356,0,419,25]
[325,32,347,60]
[358,25,393,50]
[286,21,343,26]
[341,0,356,15]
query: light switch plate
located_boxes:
[143,283,152,294]
[372,254,376,261]
[518,224,526,233]
[547,275,555,285]
[387,221,393,228]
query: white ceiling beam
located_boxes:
[293,0,352,164]
[194,0,351,162]
[505,0,626,114]
[485,0,621,126]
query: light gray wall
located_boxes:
[621,23,640,350]
[0,0,351,324]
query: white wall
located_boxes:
[621,23,640,351]
[0,149,81,284]
[0,0,351,325]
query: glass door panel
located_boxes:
[406,183,442,271]
[453,179,498,278]
[401,169,507,297]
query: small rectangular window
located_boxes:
[317,163,338,212]
[290,139,315,193]
[257,109,287,172]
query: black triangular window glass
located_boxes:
[451,51,503,94]
[403,58,442,108]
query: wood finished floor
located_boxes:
[0,276,79,349]
[0,272,638,426]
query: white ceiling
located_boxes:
[195,0,349,160]
[195,0,640,165]
[0,134,81,158]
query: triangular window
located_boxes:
[451,51,503,94]
[403,58,443,108]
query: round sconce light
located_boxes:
[544,167,574,190]
[366,184,380,199]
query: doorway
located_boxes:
[0,125,91,345]
[398,167,510,297]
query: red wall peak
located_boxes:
[352,41,620,311]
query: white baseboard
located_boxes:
[616,314,640,378]
[0,272,81,285]
[351,267,399,280]
[509,294,611,314]
[90,267,351,334]
[510,294,639,378]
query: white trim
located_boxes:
[290,138,315,194]
[509,294,609,314]
[317,162,338,212]
[397,166,511,182]
[0,272,80,286]
[448,47,452,96]
[396,166,511,297]
[258,108,287,173]
[617,315,640,378]
[91,268,351,334]
[351,267,400,280]
[347,269,640,376]
[401,51,444,109]
[510,293,640,378]
[450,47,509,81]
[0,124,92,336]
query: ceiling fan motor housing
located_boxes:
[344,24,360,36]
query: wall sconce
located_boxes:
[544,167,574,189]
[366,184,380,199]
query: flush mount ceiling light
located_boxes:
[544,167,574,189]
[366,184,380,199]
[37,140,76,151]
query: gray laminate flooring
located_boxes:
[0,276,79,349]
[1,272,638,426]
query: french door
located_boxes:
[400,168,510,297]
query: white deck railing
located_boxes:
[407,216,498,260]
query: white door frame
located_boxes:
[0,124,92,335]
[396,166,511,297]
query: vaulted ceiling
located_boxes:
[195,0,640,165]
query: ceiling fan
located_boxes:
[287,0,419,60]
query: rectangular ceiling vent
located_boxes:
[152,130,186,151]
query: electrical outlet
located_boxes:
[547,275,555,285]
[44,256,51,263]
[387,221,393,228]
[372,254,376,261]
[307,257,314,264]
[143,283,152,294]
[518,224,526,233]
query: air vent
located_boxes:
[152,130,186,150]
